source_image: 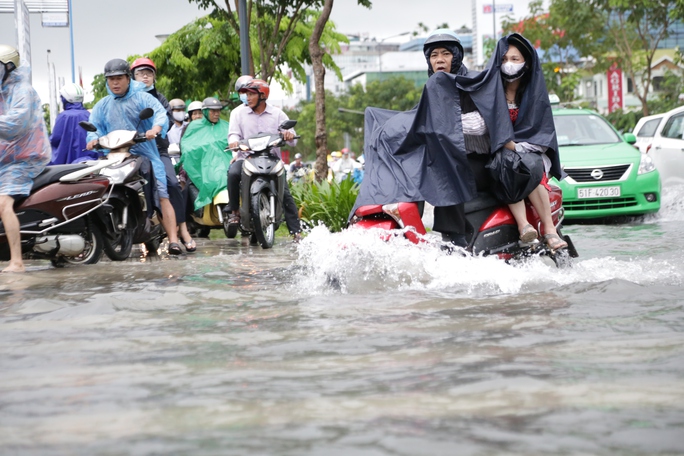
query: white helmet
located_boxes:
[187,100,203,112]
[59,83,85,103]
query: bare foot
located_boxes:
[2,261,26,273]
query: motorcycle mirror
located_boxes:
[139,108,154,120]
[79,121,98,132]
[279,120,297,130]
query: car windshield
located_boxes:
[553,114,621,146]
[635,117,662,138]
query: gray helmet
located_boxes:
[0,44,19,71]
[104,58,130,77]
[202,97,223,110]
[169,98,186,110]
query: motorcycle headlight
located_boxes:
[248,136,270,152]
[100,161,137,184]
[638,153,656,174]
[243,159,258,176]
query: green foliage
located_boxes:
[290,176,359,232]
[605,109,642,133]
[648,69,684,114]
[42,103,51,134]
[85,73,107,108]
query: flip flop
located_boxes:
[543,233,568,251]
[519,224,538,243]
[183,239,196,253]
[168,242,183,255]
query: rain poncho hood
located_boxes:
[0,66,51,196]
[86,79,168,156]
[351,70,514,217]
[479,33,564,180]
[49,100,97,164]
[180,117,232,210]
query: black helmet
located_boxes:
[202,97,223,110]
[104,58,130,78]
[423,29,464,76]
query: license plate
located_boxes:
[577,186,621,198]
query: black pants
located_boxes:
[160,153,187,224]
[227,160,301,234]
[433,154,491,236]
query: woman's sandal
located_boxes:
[183,239,196,253]
[168,242,183,255]
[519,223,538,243]
[543,233,568,251]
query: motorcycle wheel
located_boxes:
[250,190,275,249]
[224,219,238,239]
[60,220,104,265]
[102,203,133,261]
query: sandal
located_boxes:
[168,242,183,255]
[183,239,196,253]
[519,223,538,243]
[543,233,568,251]
[227,212,240,225]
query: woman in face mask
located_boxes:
[496,34,567,251]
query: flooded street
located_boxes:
[2,187,684,455]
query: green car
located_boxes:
[551,108,661,219]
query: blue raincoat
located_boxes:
[87,80,169,197]
[49,99,98,164]
[0,66,51,196]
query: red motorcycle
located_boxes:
[349,185,578,267]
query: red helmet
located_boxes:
[244,78,269,100]
[131,57,156,74]
[235,75,253,93]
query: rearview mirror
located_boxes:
[79,121,97,132]
[623,132,636,145]
[139,108,154,120]
[279,119,297,130]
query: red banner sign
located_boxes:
[607,64,623,113]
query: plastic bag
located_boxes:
[486,148,544,204]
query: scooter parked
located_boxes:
[349,186,578,267]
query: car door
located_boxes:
[652,111,684,185]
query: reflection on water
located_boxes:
[1,202,684,454]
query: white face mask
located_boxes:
[501,61,525,76]
[239,93,248,105]
[172,111,185,122]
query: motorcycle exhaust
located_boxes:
[34,235,86,256]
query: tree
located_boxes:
[590,0,677,116]
[306,0,371,182]
[187,0,347,85]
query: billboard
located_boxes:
[471,0,532,66]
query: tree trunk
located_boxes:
[309,0,333,183]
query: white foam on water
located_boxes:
[295,225,682,296]
[653,183,684,222]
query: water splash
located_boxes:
[295,225,681,296]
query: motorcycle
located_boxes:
[349,185,579,267]
[225,120,297,249]
[0,157,115,267]
[78,108,164,260]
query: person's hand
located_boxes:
[86,139,99,150]
[145,127,161,141]
[281,131,295,141]
[504,140,516,150]
[229,141,239,149]
[230,157,237,164]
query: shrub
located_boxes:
[290,177,359,232]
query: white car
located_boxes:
[649,105,684,185]
[632,113,664,153]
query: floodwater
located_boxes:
[2,187,684,456]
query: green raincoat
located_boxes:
[180,116,232,210]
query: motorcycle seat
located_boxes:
[32,164,90,190]
[464,191,501,214]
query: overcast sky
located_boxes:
[0,0,534,103]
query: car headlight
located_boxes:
[638,153,656,174]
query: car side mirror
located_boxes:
[623,132,636,145]
[79,121,98,132]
